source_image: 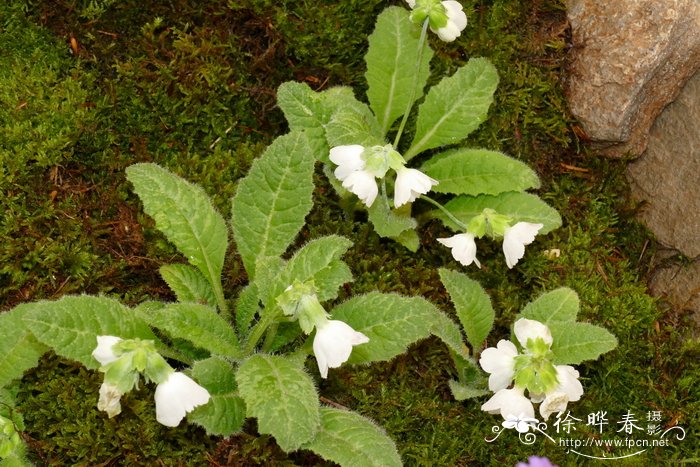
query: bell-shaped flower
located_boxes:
[394,167,438,207]
[437,233,480,268]
[313,319,369,378]
[342,170,379,207]
[481,387,535,420]
[329,145,365,181]
[97,382,123,418]
[514,318,553,350]
[154,372,210,427]
[434,1,467,42]
[502,222,544,269]
[479,339,518,391]
[92,335,123,366]
[329,145,379,207]
[539,365,583,420]
[405,0,468,42]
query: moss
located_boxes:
[17,353,216,465]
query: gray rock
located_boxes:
[566,0,700,157]
[649,257,700,336]
[627,71,700,258]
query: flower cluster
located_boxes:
[479,319,583,424]
[438,210,544,269]
[92,336,210,427]
[330,144,437,208]
[277,281,369,378]
[405,0,468,42]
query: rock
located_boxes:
[627,71,700,258]
[649,257,700,336]
[566,0,700,157]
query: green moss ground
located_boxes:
[2,0,698,464]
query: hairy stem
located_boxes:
[421,194,469,231]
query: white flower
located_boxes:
[434,1,467,42]
[502,413,539,433]
[479,340,518,391]
[513,318,553,349]
[313,320,369,378]
[437,233,480,268]
[97,383,123,418]
[154,372,210,427]
[92,335,123,366]
[539,365,583,420]
[329,145,365,181]
[405,0,468,42]
[329,145,379,207]
[481,387,535,420]
[342,170,379,207]
[394,167,438,207]
[502,222,544,268]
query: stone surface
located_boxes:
[627,71,700,258]
[649,257,700,336]
[566,0,700,156]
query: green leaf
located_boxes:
[448,380,490,401]
[188,393,246,436]
[440,192,562,234]
[303,407,402,467]
[405,58,499,160]
[365,6,433,135]
[159,263,216,307]
[281,235,353,302]
[23,295,157,369]
[0,305,47,388]
[325,105,385,148]
[231,131,316,278]
[330,292,436,363]
[439,268,494,350]
[548,322,618,365]
[236,354,320,452]
[367,199,417,238]
[393,228,420,252]
[143,303,240,358]
[422,148,540,195]
[189,357,237,394]
[126,163,228,303]
[235,283,260,336]
[277,81,329,133]
[188,357,245,436]
[520,288,580,324]
[428,308,470,360]
[276,81,330,162]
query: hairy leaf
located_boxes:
[365,6,433,135]
[439,268,494,350]
[188,357,245,436]
[231,131,316,278]
[236,354,320,452]
[144,303,240,358]
[126,163,228,303]
[330,292,436,363]
[0,305,47,387]
[521,288,580,324]
[422,148,540,195]
[405,58,499,160]
[23,295,156,369]
[159,263,216,307]
[549,322,618,365]
[303,407,402,467]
